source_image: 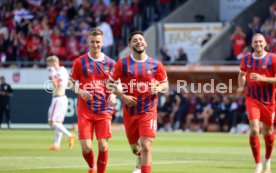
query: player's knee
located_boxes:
[98,139,108,151]
[250,128,259,137]
[140,141,151,153]
[131,144,140,155]
[263,127,273,136]
[81,145,92,154]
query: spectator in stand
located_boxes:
[260,19,274,37]
[66,34,80,61]
[236,46,250,61]
[265,29,276,53]
[269,1,276,19]
[160,46,172,63]
[96,16,114,57]
[49,39,66,61]
[174,47,188,65]
[201,33,212,46]
[27,34,42,67]
[231,26,247,60]
[247,16,261,44]
[158,0,172,18]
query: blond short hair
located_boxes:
[88,28,103,36]
[47,55,59,63]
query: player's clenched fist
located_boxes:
[107,94,116,106]
[149,81,160,95]
[236,87,244,94]
[79,89,92,101]
[250,73,265,82]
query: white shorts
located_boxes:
[48,96,68,122]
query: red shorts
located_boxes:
[77,107,112,140]
[123,112,157,145]
[246,97,275,126]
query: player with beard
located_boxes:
[107,31,169,173]
[238,33,276,173]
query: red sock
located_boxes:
[82,150,95,169]
[264,133,274,160]
[97,150,108,173]
[141,165,151,173]
[250,135,261,163]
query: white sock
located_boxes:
[52,123,72,137]
[265,159,271,164]
[256,162,262,169]
[54,130,63,147]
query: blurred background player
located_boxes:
[70,28,116,173]
[238,33,276,173]
[107,31,169,173]
[0,76,13,129]
[46,55,75,151]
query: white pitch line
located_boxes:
[0,160,209,171]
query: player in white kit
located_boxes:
[46,55,75,151]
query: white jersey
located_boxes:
[47,66,69,122]
[48,66,69,96]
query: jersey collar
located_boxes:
[88,52,105,62]
[130,54,148,63]
[252,51,267,59]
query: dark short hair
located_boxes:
[128,31,144,43]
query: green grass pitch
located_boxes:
[0,130,275,173]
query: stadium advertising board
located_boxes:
[163,23,223,63]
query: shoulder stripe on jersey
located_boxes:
[255,58,259,71]
[130,57,135,76]
[267,53,272,70]
[81,57,88,77]
[88,57,94,75]
[261,55,267,69]
[138,61,143,77]
[249,55,254,70]
[151,58,158,76]
[122,58,128,76]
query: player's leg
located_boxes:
[80,139,96,172]
[249,120,262,173]
[140,137,154,173]
[260,104,275,173]
[95,118,112,173]
[262,123,274,173]
[79,114,96,173]
[0,106,4,129]
[130,143,142,173]
[4,105,10,129]
[246,98,262,173]
[139,116,157,173]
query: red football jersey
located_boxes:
[110,55,167,115]
[240,52,276,105]
[71,52,115,117]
